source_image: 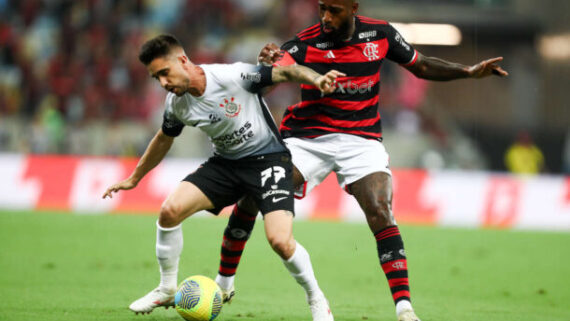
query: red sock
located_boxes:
[218,205,256,276]
[374,226,411,304]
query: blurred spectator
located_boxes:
[504,131,545,174]
[1,0,309,156]
[563,128,570,174]
[0,0,493,168]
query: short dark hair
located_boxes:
[138,34,182,65]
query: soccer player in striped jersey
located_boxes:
[102,34,343,320]
[214,1,508,321]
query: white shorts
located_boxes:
[284,133,391,198]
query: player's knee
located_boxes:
[159,202,183,227]
[367,199,395,227]
[267,234,295,259]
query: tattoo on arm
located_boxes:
[272,65,320,85]
[407,53,471,81]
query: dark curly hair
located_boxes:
[138,34,182,65]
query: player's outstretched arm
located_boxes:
[102,129,174,199]
[272,65,345,95]
[466,57,509,78]
[404,52,508,81]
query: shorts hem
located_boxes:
[342,168,392,190]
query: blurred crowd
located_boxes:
[0,0,324,153]
[0,0,321,121]
[0,0,508,171]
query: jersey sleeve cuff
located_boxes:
[401,49,418,67]
[259,64,274,86]
[161,125,183,137]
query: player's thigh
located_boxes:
[162,181,215,221]
[350,171,395,229]
[285,136,335,196]
[292,164,305,188]
[184,156,243,215]
[263,210,294,242]
[350,171,393,207]
[335,137,391,189]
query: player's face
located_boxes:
[147,54,190,96]
[318,0,357,39]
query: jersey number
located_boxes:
[261,166,286,187]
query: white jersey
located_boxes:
[161,63,285,160]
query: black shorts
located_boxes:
[183,151,294,216]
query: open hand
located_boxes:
[102,178,138,199]
[468,57,508,78]
[314,70,346,95]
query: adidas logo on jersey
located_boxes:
[324,50,335,59]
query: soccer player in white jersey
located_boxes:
[102,34,343,321]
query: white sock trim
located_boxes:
[215,274,235,291]
[156,220,183,231]
[395,300,413,316]
[283,241,301,272]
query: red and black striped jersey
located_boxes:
[275,15,417,140]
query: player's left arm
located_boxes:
[404,52,509,81]
[272,65,345,95]
[384,23,507,81]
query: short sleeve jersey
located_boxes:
[161,63,285,159]
[275,16,417,140]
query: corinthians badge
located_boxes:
[219,97,242,117]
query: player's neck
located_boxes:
[342,17,356,42]
[188,66,206,97]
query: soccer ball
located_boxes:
[175,275,223,321]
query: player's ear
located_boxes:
[178,54,188,65]
[351,1,359,14]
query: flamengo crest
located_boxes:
[219,97,241,117]
[363,42,380,61]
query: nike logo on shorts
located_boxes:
[272,196,287,203]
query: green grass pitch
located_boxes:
[0,210,568,321]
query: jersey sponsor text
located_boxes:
[211,121,254,148]
[358,30,377,39]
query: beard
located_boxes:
[322,17,352,41]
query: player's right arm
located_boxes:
[102,129,174,199]
[102,98,183,199]
[257,43,282,66]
